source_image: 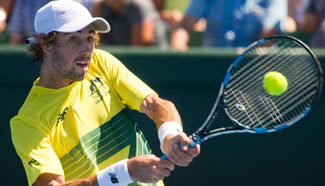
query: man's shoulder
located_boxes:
[93,48,115,56]
[10,86,64,129]
[91,48,122,68]
[92,49,116,63]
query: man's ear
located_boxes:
[40,43,53,54]
[38,34,54,54]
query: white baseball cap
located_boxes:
[34,0,110,34]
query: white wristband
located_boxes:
[158,121,183,152]
[97,159,133,186]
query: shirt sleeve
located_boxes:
[10,117,64,186]
[92,49,157,111]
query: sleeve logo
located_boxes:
[28,159,40,166]
[109,173,119,184]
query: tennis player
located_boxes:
[10,1,200,186]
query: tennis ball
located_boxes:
[263,71,288,96]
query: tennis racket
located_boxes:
[162,35,323,159]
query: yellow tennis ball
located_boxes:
[263,71,288,96]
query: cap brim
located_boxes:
[91,17,110,33]
[55,17,110,33]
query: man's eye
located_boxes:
[69,37,78,42]
[87,37,94,42]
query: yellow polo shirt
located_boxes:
[10,49,163,186]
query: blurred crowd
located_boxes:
[0,0,324,49]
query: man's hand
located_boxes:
[127,155,175,183]
[162,133,200,166]
[140,94,200,166]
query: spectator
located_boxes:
[6,0,98,44]
[301,0,325,47]
[288,0,310,28]
[92,0,168,48]
[151,0,184,27]
[170,0,288,50]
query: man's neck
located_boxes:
[37,62,74,89]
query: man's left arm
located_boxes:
[140,94,200,166]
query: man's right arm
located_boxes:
[32,155,174,186]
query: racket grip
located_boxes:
[161,143,196,160]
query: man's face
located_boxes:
[50,25,95,82]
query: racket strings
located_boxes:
[239,72,316,128]
[229,89,261,125]
[227,54,317,106]
[259,81,316,128]
[227,82,316,129]
[226,45,297,93]
[227,73,317,129]
[259,96,283,124]
[225,50,299,98]
[226,41,294,88]
[227,57,318,128]
[225,43,303,103]
[257,47,319,122]
[224,38,320,129]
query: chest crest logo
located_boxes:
[89,76,110,104]
[89,77,104,95]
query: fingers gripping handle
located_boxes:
[161,134,200,160]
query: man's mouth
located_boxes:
[76,61,88,67]
[75,60,89,71]
[75,56,90,71]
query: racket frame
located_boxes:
[189,35,323,146]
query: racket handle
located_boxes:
[161,143,196,160]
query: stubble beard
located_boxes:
[52,48,87,82]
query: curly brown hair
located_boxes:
[27,32,101,63]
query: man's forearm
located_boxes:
[61,176,98,186]
[32,173,98,186]
[140,94,182,129]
